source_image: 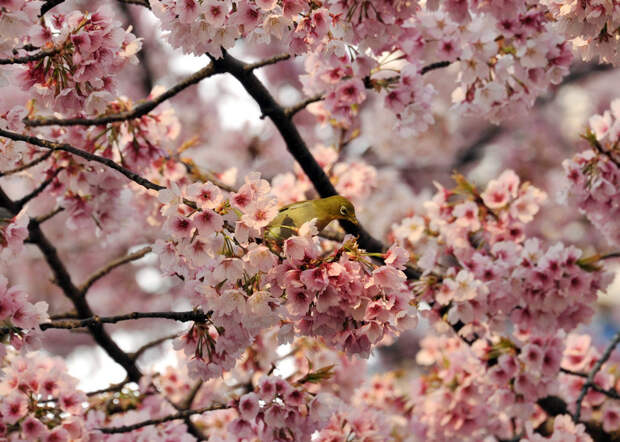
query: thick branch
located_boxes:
[0,187,143,382]
[25,63,216,127]
[574,331,620,421]
[210,51,422,279]
[40,0,65,16]
[80,246,152,295]
[26,218,143,382]
[0,128,165,192]
[39,310,208,330]
[98,404,228,434]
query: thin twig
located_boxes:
[116,0,154,94]
[13,167,63,210]
[39,310,208,330]
[35,207,64,224]
[0,151,52,177]
[452,62,613,170]
[600,252,620,261]
[24,64,217,127]
[574,331,620,422]
[97,404,228,434]
[420,60,452,75]
[560,367,588,378]
[86,380,131,397]
[80,246,152,295]
[284,60,451,119]
[130,333,180,361]
[285,94,324,118]
[245,53,291,71]
[180,381,204,410]
[0,48,60,65]
[0,128,165,192]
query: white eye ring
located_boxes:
[340,206,347,216]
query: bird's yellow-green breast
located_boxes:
[264,195,358,245]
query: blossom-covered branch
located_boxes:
[210,50,423,279]
[98,403,228,434]
[0,128,165,192]
[574,331,620,421]
[24,63,217,127]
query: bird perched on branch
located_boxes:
[264,195,358,247]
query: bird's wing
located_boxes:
[277,200,309,213]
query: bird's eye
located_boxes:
[340,206,348,216]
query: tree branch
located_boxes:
[452,62,614,170]
[80,246,152,295]
[0,48,60,65]
[285,94,324,118]
[283,60,451,119]
[116,0,154,95]
[210,50,423,280]
[0,150,52,177]
[0,186,144,383]
[0,128,165,192]
[600,252,620,261]
[13,167,63,210]
[420,60,452,75]
[24,63,217,127]
[39,310,208,330]
[40,0,65,16]
[130,333,180,361]
[86,380,130,397]
[245,53,292,71]
[118,0,151,8]
[97,404,228,434]
[35,207,64,224]
[574,331,620,422]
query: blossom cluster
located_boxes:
[155,170,416,379]
[0,1,42,65]
[410,333,586,441]
[542,0,620,65]
[559,334,620,430]
[562,98,620,245]
[300,1,573,133]
[0,276,48,358]
[271,232,417,357]
[17,6,141,115]
[229,375,335,441]
[0,352,88,440]
[272,145,377,205]
[391,170,610,340]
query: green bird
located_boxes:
[264,195,359,246]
